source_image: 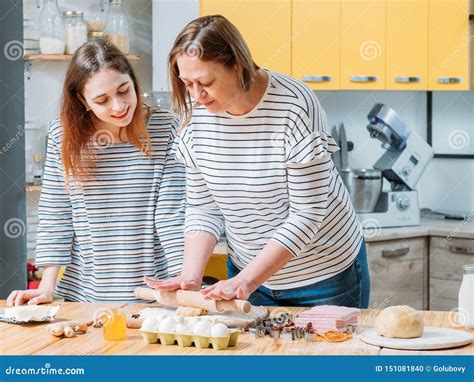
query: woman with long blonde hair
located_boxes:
[146,15,370,308]
[8,39,185,304]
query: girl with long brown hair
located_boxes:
[7,39,185,304]
[146,15,370,308]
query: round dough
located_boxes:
[375,305,424,339]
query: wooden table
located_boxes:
[0,302,472,355]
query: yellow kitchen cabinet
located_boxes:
[292,0,341,90]
[340,0,386,90]
[386,0,429,90]
[203,253,228,283]
[429,0,472,90]
[200,0,292,74]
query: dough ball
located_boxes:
[375,305,423,339]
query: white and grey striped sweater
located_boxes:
[176,70,363,290]
[35,111,186,302]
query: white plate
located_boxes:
[360,326,473,350]
[0,305,60,324]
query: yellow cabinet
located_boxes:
[340,0,386,90]
[200,0,292,75]
[429,0,472,90]
[386,0,428,90]
[292,0,341,90]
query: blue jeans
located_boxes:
[227,240,370,308]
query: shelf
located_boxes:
[24,54,141,62]
[26,184,42,193]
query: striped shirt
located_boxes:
[35,111,185,302]
[175,70,363,290]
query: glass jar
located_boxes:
[88,31,105,42]
[86,0,107,33]
[38,0,64,54]
[103,309,126,341]
[458,264,474,328]
[63,11,88,54]
[104,0,129,54]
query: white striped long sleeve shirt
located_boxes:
[35,111,186,302]
[175,71,363,290]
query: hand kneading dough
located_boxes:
[375,305,424,338]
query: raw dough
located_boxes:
[175,306,208,317]
[375,305,424,339]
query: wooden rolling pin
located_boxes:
[134,287,251,314]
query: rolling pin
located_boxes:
[134,287,251,314]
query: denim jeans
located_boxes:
[227,240,371,308]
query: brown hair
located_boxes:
[60,38,150,180]
[168,15,260,128]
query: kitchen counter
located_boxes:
[1,302,472,355]
[363,214,474,243]
[212,215,474,254]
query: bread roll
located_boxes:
[375,305,423,338]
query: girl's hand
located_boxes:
[200,276,254,300]
[6,288,54,306]
[144,275,201,292]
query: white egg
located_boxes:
[141,317,159,332]
[176,323,191,335]
[174,316,185,324]
[159,316,177,333]
[193,320,212,336]
[186,316,201,326]
[211,323,230,338]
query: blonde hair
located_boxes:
[168,15,260,128]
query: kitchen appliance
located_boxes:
[340,168,382,213]
[331,123,353,172]
[355,104,434,228]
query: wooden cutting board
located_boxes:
[360,327,473,350]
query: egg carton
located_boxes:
[140,329,240,350]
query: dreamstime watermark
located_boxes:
[360,217,382,239]
[447,307,471,327]
[3,40,23,61]
[439,212,473,247]
[4,363,84,376]
[3,218,26,239]
[448,129,470,151]
[92,129,114,150]
[441,35,473,70]
[0,125,25,155]
[359,40,381,61]
[262,32,300,68]
[92,307,115,327]
[183,41,204,60]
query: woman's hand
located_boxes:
[200,275,255,301]
[6,288,54,306]
[144,275,201,292]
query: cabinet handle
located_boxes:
[350,75,378,83]
[381,247,410,258]
[302,75,332,83]
[470,14,474,21]
[449,246,474,255]
[437,77,462,84]
[395,76,421,83]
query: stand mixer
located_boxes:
[356,103,434,229]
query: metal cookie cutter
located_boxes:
[281,328,295,341]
